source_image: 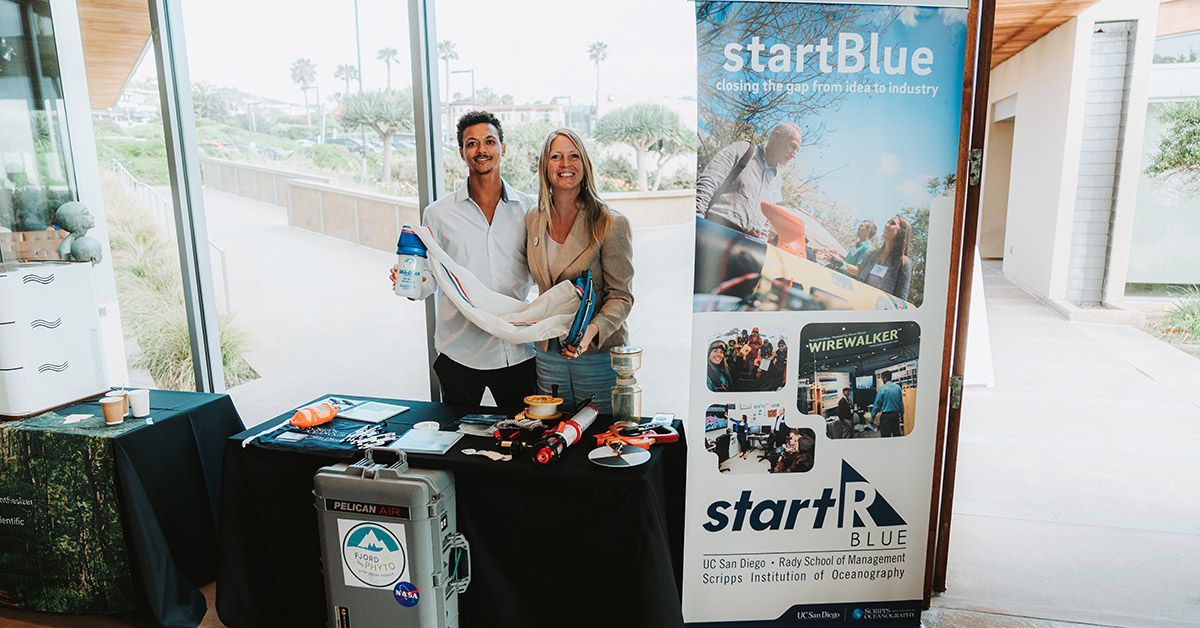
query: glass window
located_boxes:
[433,0,697,415]
[82,6,195,393]
[0,0,76,244]
[1154,30,1200,64]
[1126,100,1200,289]
[0,0,195,403]
[180,1,426,421]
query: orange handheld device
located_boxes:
[289,402,338,428]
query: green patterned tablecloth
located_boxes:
[0,412,150,613]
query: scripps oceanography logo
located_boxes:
[849,606,919,621]
[703,460,906,532]
[342,522,407,587]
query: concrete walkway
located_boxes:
[928,262,1200,626]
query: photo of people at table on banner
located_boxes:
[704,325,788,392]
[704,402,815,474]
[692,1,967,313]
[796,321,921,439]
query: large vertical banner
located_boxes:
[686,1,970,624]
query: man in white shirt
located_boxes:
[393,111,536,407]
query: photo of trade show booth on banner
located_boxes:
[705,402,816,474]
[797,322,921,440]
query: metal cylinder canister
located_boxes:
[609,345,643,422]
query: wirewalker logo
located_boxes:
[703,461,905,532]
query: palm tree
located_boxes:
[290,58,317,125]
[377,47,399,91]
[437,40,458,104]
[334,64,359,99]
[587,41,609,115]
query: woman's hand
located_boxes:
[561,323,600,359]
[389,265,398,287]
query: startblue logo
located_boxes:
[394,581,420,607]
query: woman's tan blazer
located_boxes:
[525,206,634,353]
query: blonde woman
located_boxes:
[525,128,634,413]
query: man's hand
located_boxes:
[389,265,398,288]
[561,323,599,360]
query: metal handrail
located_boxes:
[109,160,231,312]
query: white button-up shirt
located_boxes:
[422,180,535,370]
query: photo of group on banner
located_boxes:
[704,403,814,475]
[691,2,968,313]
[705,327,788,392]
[795,322,921,439]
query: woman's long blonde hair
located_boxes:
[537,128,610,245]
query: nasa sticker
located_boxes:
[338,519,408,589]
[393,581,420,607]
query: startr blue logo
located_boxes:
[703,460,906,532]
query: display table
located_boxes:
[0,390,243,626]
[216,396,686,628]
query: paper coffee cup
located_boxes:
[100,397,125,425]
[109,389,129,416]
[129,389,150,418]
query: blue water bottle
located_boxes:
[394,226,428,298]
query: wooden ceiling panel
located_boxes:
[77,0,151,109]
[991,0,1100,67]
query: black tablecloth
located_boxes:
[111,391,243,626]
[216,397,686,628]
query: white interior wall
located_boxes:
[986,0,1160,303]
[988,21,1080,299]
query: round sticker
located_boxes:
[393,581,420,607]
[342,522,407,587]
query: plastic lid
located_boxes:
[396,226,428,257]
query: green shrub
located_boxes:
[1157,286,1200,343]
[597,154,638,192]
[102,171,259,389]
[95,136,170,185]
[291,144,356,172]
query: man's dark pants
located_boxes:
[433,354,536,410]
[879,411,902,438]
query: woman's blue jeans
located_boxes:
[535,339,617,414]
